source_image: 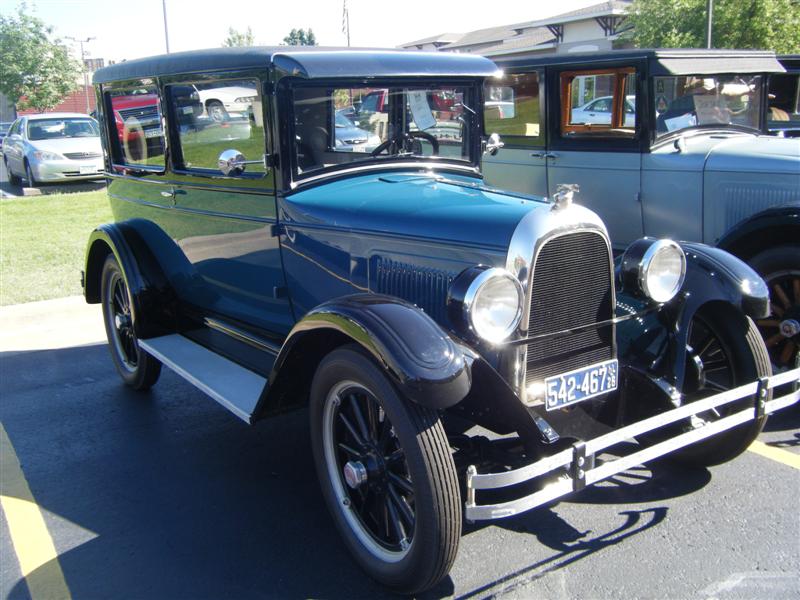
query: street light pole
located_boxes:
[706,0,713,49]
[162,0,171,53]
[66,36,96,114]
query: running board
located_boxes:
[138,334,266,423]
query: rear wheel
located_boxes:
[5,157,21,186]
[671,310,771,466]
[310,346,460,594]
[100,255,161,390]
[207,100,227,122]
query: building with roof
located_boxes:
[399,1,633,60]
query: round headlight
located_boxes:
[639,239,686,303]
[466,268,524,343]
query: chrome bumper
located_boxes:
[465,367,800,522]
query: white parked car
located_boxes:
[571,95,636,127]
[2,113,104,186]
[194,84,258,122]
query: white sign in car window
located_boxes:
[664,113,696,132]
[408,91,437,131]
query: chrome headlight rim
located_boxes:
[463,267,524,343]
[638,239,687,303]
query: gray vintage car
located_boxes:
[482,49,800,373]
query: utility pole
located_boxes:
[66,36,95,114]
[162,0,171,53]
[342,0,350,47]
[706,0,713,49]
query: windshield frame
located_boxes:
[284,77,482,189]
[651,73,766,143]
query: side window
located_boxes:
[483,71,542,147]
[105,83,165,168]
[559,68,637,137]
[168,79,266,176]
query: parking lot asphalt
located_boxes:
[1,297,798,600]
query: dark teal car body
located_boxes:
[82,47,798,594]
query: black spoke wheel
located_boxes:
[670,309,771,466]
[100,255,161,390]
[310,346,460,594]
[750,245,800,372]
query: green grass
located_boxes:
[0,190,112,305]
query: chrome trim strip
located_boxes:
[504,202,613,399]
[291,161,480,188]
[465,367,800,521]
[204,317,281,355]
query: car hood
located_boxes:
[704,135,800,175]
[28,136,102,155]
[282,170,602,252]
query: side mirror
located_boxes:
[483,132,504,156]
[218,149,267,176]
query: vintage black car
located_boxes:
[84,48,799,593]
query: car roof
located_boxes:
[496,48,784,76]
[23,113,94,120]
[93,46,501,84]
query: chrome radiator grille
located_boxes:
[525,231,614,386]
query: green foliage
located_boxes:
[282,28,317,46]
[0,4,81,112]
[222,26,255,47]
[623,0,800,53]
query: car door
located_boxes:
[481,70,548,196]
[163,74,294,337]
[546,65,644,251]
[5,119,24,175]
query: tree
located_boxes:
[222,26,255,47]
[623,0,800,54]
[0,4,81,112]
[282,28,317,46]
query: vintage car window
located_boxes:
[484,72,542,147]
[105,84,165,168]
[293,84,472,176]
[167,80,266,175]
[559,68,637,138]
[767,72,799,131]
[654,75,763,138]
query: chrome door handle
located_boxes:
[531,152,558,159]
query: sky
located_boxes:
[0,0,602,64]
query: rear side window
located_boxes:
[105,83,165,168]
[559,68,637,138]
[168,79,267,176]
[484,72,543,147]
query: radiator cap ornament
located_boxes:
[551,183,579,211]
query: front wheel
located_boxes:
[24,160,37,187]
[310,346,461,594]
[670,310,771,466]
[100,254,162,390]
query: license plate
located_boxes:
[79,165,98,175]
[544,359,618,411]
[144,127,162,138]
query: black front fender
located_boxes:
[620,242,769,390]
[261,294,474,413]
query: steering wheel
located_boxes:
[370,131,440,156]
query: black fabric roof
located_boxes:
[496,49,784,76]
[93,46,501,84]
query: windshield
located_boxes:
[654,75,763,138]
[27,118,99,141]
[292,83,474,177]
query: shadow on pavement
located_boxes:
[2,342,707,599]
